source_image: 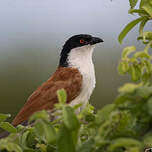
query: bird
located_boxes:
[11,34,103,127]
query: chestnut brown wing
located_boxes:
[12,67,82,126]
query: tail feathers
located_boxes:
[0,131,9,139]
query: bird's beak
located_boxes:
[90,37,104,45]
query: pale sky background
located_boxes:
[0,0,150,118]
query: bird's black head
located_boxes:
[59,34,103,67]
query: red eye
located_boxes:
[80,39,85,44]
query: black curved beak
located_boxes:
[90,37,104,45]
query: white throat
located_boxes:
[67,45,96,107]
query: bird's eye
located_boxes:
[80,39,85,44]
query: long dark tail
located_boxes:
[0,131,9,139]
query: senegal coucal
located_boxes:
[12,34,103,126]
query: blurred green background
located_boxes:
[0,0,149,121]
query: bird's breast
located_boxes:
[70,61,96,108]
[67,46,96,108]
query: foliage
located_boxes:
[0,86,152,152]
[118,0,152,84]
[0,0,152,152]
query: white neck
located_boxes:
[67,45,96,107]
[67,45,95,71]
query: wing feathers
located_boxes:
[12,67,82,126]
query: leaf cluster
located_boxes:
[119,0,152,45]
[0,88,152,152]
[118,0,152,84]
[118,45,152,83]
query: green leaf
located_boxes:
[0,122,17,133]
[118,62,128,75]
[143,32,152,40]
[25,131,37,149]
[57,124,75,152]
[107,138,142,152]
[36,144,47,152]
[73,103,82,110]
[129,0,138,9]
[62,106,80,146]
[134,51,150,58]
[96,104,114,124]
[130,66,139,81]
[139,17,149,36]
[29,110,50,122]
[34,119,56,144]
[77,138,95,152]
[16,124,25,132]
[0,113,11,122]
[136,86,152,99]
[84,113,95,122]
[57,89,67,104]
[144,60,152,74]
[118,83,140,93]
[140,0,150,8]
[63,106,80,131]
[142,3,152,17]
[79,103,94,118]
[20,131,29,149]
[122,46,136,58]
[129,9,148,15]
[18,128,37,149]
[118,17,144,44]
[0,139,22,152]
[138,32,152,42]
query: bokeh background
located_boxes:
[0,0,147,121]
